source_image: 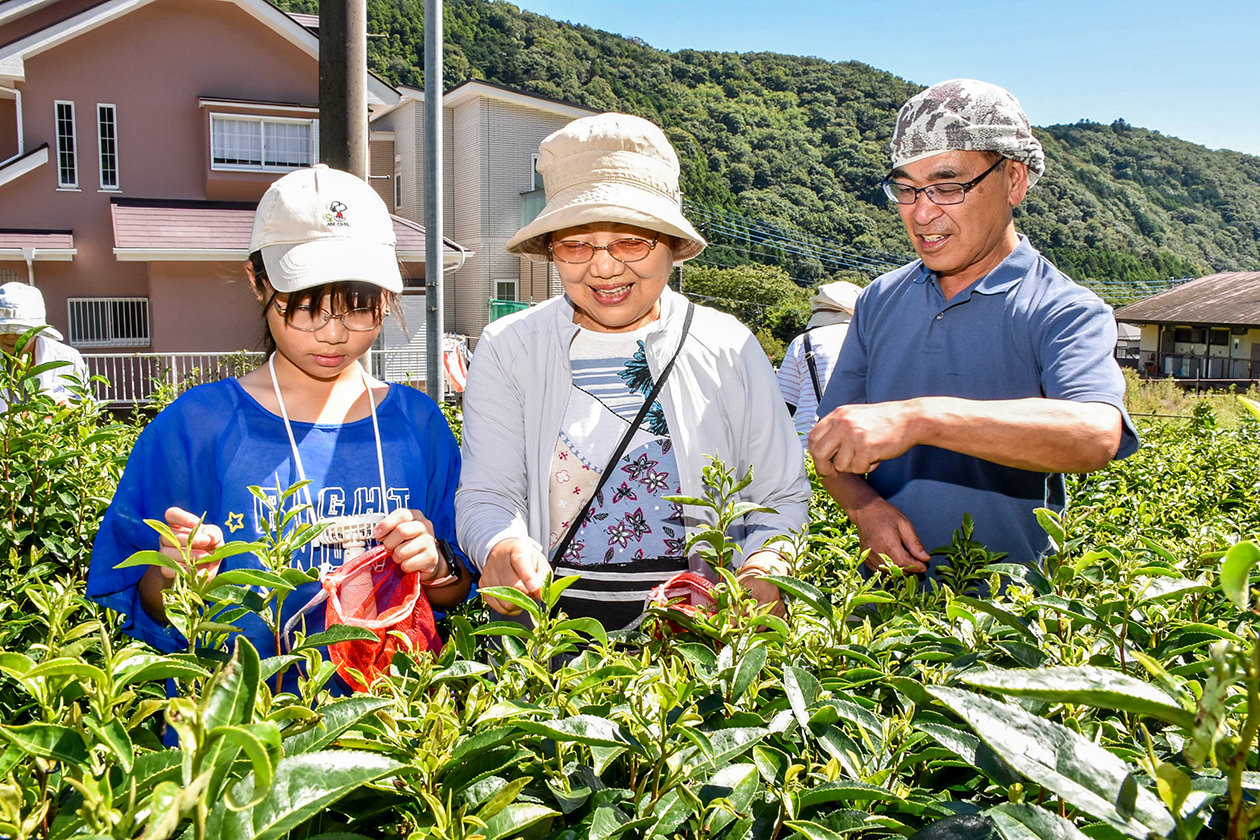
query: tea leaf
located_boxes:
[929,686,1175,837]
[1220,540,1260,611]
[761,575,834,622]
[211,722,282,810]
[961,666,1195,729]
[0,723,87,764]
[985,803,1092,840]
[292,625,380,651]
[206,750,404,840]
[202,636,260,731]
[516,714,639,749]
[729,642,768,702]
[481,803,560,840]
[283,696,391,756]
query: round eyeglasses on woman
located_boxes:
[880,157,1006,206]
[548,234,659,264]
[273,302,382,332]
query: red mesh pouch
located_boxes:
[323,545,441,691]
[646,571,717,635]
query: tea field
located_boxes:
[0,360,1258,840]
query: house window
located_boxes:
[494,279,519,302]
[55,101,77,187]
[97,104,119,189]
[1209,328,1229,346]
[394,173,402,210]
[209,114,317,171]
[531,153,544,190]
[67,298,150,347]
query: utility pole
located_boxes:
[319,0,368,178]
[423,0,444,402]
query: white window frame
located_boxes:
[494,279,519,302]
[96,103,119,190]
[54,100,77,188]
[209,113,319,172]
[67,297,150,347]
[530,153,544,191]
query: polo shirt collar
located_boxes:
[911,234,1037,297]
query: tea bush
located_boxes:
[0,359,1257,839]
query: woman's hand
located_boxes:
[735,549,791,617]
[480,538,549,615]
[139,506,224,622]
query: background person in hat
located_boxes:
[777,280,862,445]
[456,112,810,631]
[810,79,1139,580]
[0,281,89,409]
[88,165,472,693]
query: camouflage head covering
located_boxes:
[890,79,1045,187]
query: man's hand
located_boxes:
[817,474,930,575]
[809,401,920,477]
[480,538,549,615]
[848,493,930,574]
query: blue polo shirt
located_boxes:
[820,237,1138,570]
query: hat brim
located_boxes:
[506,181,706,263]
[807,311,852,330]
[262,239,403,293]
[0,320,61,342]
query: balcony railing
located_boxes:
[83,349,435,406]
[489,298,530,322]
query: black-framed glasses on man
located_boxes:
[880,157,1007,206]
[548,234,659,264]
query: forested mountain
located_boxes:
[278,0,1260,292]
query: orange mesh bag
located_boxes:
[646,571,717,635]
[323,545,441,691]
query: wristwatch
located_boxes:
[422,539,463,588]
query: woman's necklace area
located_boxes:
[266,353,389,545]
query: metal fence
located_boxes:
[84,349,434,406]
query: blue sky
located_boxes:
[513,0,1260,157]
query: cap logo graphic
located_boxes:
[324,200,349,228]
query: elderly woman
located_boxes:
[456,112,810,631]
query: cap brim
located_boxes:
[262,239,403,293]
[506,182,706,263]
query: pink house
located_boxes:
[0,0,460,398]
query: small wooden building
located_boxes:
[1114,271,1260,384]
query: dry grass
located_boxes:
[1123,368,1260,427]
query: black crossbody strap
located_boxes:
[550,301,695,568]
[804,331,824,402]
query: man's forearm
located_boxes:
[906,396,1123,473]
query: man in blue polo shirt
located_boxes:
[810,79,1139,578]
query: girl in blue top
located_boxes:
[88,165,471,681]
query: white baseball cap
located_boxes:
[248,164,403,293]
[0,282,61,341]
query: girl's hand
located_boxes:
[374,509,447,583]
[158,506,224,579]
[140,506,223,622]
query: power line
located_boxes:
[683,199,906,279]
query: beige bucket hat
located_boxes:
[505,112,707,262]
[807,280,862,329]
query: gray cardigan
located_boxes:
[455,287,811,570]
